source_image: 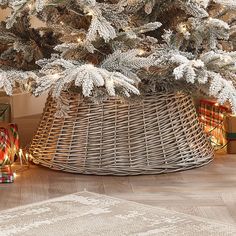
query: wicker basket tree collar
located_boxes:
[1,1,236,175]
[29,92,214,175]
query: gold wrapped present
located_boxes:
[226,115,236,154]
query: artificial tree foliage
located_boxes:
[0,0,236,112]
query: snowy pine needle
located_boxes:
[0,0,236,112]
[35,64,139,98]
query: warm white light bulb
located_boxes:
[208,17,213,22]
[87,11,93,16]
[138,49,145,55]
[28,3,33,10]
[19,149,23,156]
[180,25,187,33]
[53,73,60,78]
[223,57,231,63]
[87,63,95,67]
[4,154,9,161]
[124,27,130,32]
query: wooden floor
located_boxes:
[0,154,236,225]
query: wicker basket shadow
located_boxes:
[29,92,214,175]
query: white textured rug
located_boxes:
[0,191,236,236]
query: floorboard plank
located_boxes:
[0,155,236,225]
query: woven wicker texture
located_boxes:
[29,92,214,175]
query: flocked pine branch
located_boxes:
[54,41,96,54]
[193,0,210,8]
[213,0,236,8]
[3,0,29,29]
[0,69,37,95]
[86,14,116,42]
[101,50,154,83]
[124,22,162,35]
[78,0,117,42]
[96,1,128,30]
[37,56,81,74]
[170,54,236,112]
[34,63,140,98]
[179,0,209,18]
[200,50,236,72]
[171,54,207,84]
[181,17,230,50]
[208,71,236,113]
[35,0,45,12]
[0,0,236,112]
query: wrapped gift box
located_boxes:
[226,115,236,154]
[0,123,19,167]
[0,123,18,184]
[0,104,11,123]
[0,166,14,183]
[199,99,229,151]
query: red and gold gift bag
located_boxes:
[0,127,11,165]
[9,124,20,152]
[0,123,20,166]
[0,165,14,183]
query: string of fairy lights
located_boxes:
[199,100,230,150]
[0,125,32,182]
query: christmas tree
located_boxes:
[0,0,236,112]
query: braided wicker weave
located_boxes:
[29,92,214,175]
